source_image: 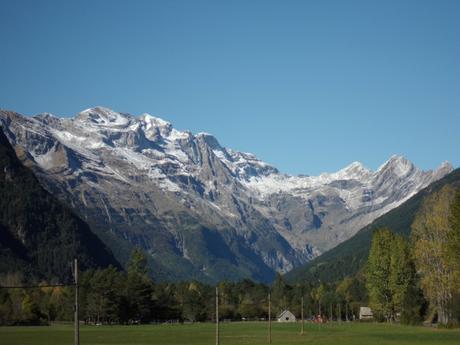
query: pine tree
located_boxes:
[128,248,149,276]
[126,249,153,323]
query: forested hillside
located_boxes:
[285,168,460,284]
[0,127,120,283]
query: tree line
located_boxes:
[0,186,458,326]
[0,249,367,325]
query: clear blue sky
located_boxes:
[1,0,459,175]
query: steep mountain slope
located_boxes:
[0,107,452,282]
[285,168,460,284]
[0,126,120,282]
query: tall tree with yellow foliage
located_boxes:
[411,185,459,324]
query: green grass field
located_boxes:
[1,322,460,345]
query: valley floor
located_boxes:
[1,322,460,345]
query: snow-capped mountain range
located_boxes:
[0,107,453,282]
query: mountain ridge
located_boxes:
[285,167,460,284]
[0,106,452,282]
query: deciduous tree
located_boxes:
[411,185,459,324]
[366,228,394,321]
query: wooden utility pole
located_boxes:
[268,292,272,344]
[74,258,79,345]
[300,296,305,335]
[216,286,219,345]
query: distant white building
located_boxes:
[277,310,296,322]
[359,307,373,320]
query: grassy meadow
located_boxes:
[1,322,460,345]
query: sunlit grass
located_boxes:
[1,321,459,345]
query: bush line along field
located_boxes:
[2,322,460,345]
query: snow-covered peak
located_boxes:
[345,161,366,170]
[334,161,371,180]
[35,112,56,118]
[140,113,171,129]
[377,155,415,177]
[76,106,131,127]
[433,161,454,179]
[438,161,453,170]
[33,112,62,126]
[139,113,191,141]
[139,113,174,138]
[307,161,371,185]
[196,132,212,137]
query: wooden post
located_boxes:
[268,292,272,344]
[74,258,79,345]
[216,286,219,345]
[300,296,304,335]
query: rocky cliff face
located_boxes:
[0,107,452,282]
